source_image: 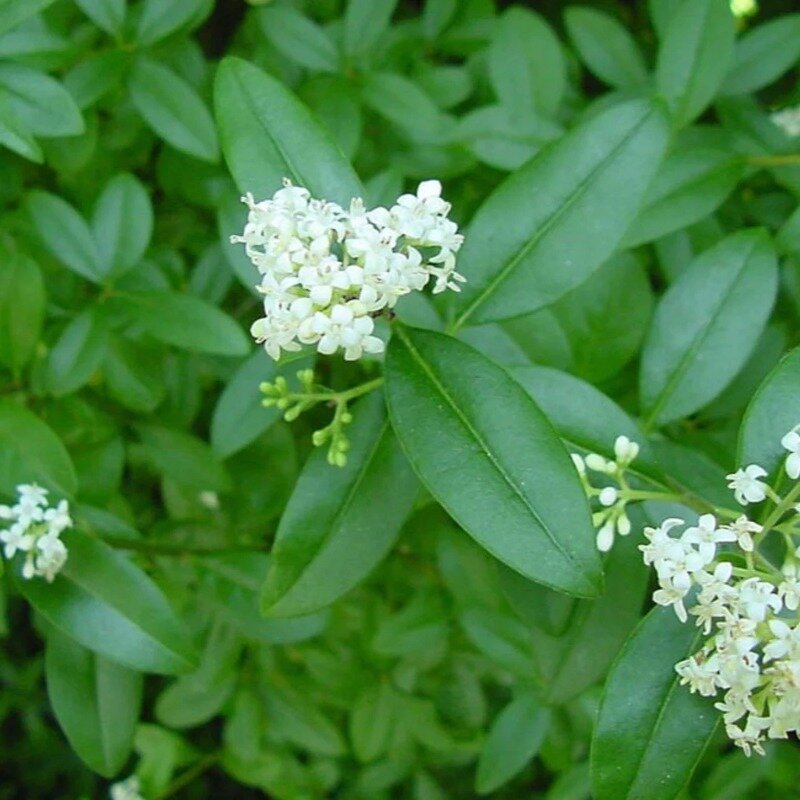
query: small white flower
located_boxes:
[613,435,639,466]
[778,564,800,611]
[110,775,146,800]
[681,514,735,562]
[596,519,615,553]
[726,465,768,505]
[17,484,48,507]
[763,619,800,662]
[640,517,684,566]
[585,453,615,474]
[721,515,762,553]
[736,578,782,623]
[781,425,800,480]
[771,106,800,138]
[598,486,618,507]
[676,652,720,696]
[653,578,689,623]
[570,453,586,476]
[34,533,67,582]
[0,522,34,559]
[43,499,71,536]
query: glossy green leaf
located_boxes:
[214,56,362,204]
[0,63,83,136]
[488,8,565,117]
[75,0,126,36]
[655,0,735,127]
[16,529,198,674]
[45,627,142,777]
[129,56,219,163]
[476,692,550,794]
[624,147,743,247]
[124,291,249,356]
[452,99,669,327]
[591,607,718,800]
[136,0,210,46]
[211,350,312,458]
[343,0,397,59]
[641,230,778,427]
[721,14,800,96]
[0,399,77,497]
[564,7,648,89]
[92,173,153,277]
[385,325,602,597]
[259,5,339,73]
[45,309,108,396]
[26,190,102,283]
[739,347,800,476]
[262,393,418,617]
[0,0,59,36]
[0,252,44,370]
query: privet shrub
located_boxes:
[1,0,800,797]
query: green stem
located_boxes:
[102,537,264,557]
[748,153,800,167]
[757,480,800,545]
[731,566,780,584]
[153,752,220,800]
[282,376,384,405]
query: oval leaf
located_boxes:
[452,99,669,327]
[262,393,418,617]
[385,325,602,597]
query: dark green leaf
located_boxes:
[75,0,126,36]
[350,682,396,763]
[45,309,108,396]
[0,0,59,37]
[385,325,602,597]
[343,0,397,59]
[591,607,717,800]
[0,95,41,162]
[262,393,418,617]
[136,0,211,46]
[103,337,165,414]
[259,5,339,72]
[0,252,44,371]
[45,627,142,777]
[452,99,669,327]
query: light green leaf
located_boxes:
[648,0,682,39]
[591,607,718,800]
[214,56,362,204]
[0,63,83,137]
[564,6,648,89]
[129,56,218,163]
[343,0,398,59]
[655,0,735,127]
[452,99,669,327]
[45,309,108,396]
[738,347,800,477]
[263,685,346,756]
[45,627,142,777]
[210,350,312,458]
[26,190,102,282]
[488,7,565,117]
[262,393,418,617]
[0,399,77,497]
[624,147,743,247]
[721,14,800,96]
[0,0,59,37]
[350,682,396,763]
[385,325,602,597]
[16,528,198,674]
[92,173,153,277]
[103,337,165,414]
[75,0,126,36]
[0,252,44,371]
[259,5,340,72]
[475,692,550,794]
[124,291,249,356]
[0,95,41,162]
[422,0,456,40]
[64,51,127,110]
[641,229,778,427]
[136,0,211,46]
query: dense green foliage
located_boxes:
[2,0,800,798]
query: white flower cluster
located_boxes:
[0,484,70,582]
[571,435,640,552]
[770,105,800,138]
[110,776,146,800]
[231,178,465,361]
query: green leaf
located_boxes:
[591,607,718,800]
[214,56,362,204]
[350,682,396,763]
[721,14,800,96]
[129,56,219,163]
[624,147,743,247]
[564,7,648,89]
[64,51,127,110]
[16,528,198,674]
[460,606,536,675]
[422,0,456,40]
[211,350,312,458]
[641,229,778,427]
[343,0,398,59]
[26,190,102,283]
[0,63,83,137]
[137,424,231,493]
[0,399,77,497]
[92,173,153,277]
[125,291,249,356]
[75,0,126,36]
[452,99,669,327]
[45,627,142,777]
[262,393,418,617]
[655,0,735,128]
[488,8,565,117]
[0,95,42,162]
[0,0,59,37]
[46,309,109,396]
[103,337,165,414]
[385,325,602,597]
[739,347,800,477]
[0,252,44,371]
[259,5,340,73]
[136,0,210,46]
[475,692,550,794]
